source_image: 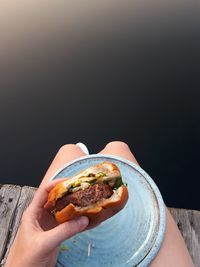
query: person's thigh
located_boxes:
[98,141,194,267]
[41,144,86,184]
[99,141,139,164]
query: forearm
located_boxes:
[150,208,194,267]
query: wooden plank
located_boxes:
[169,208,200,267]
[1,185,200,266]
[0,186,36,266]
[0,185,21,262]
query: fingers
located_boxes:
[30,178,67,210]
[99,141,139,165]
[43,216,89,250]
[41,144,86,184]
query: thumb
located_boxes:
[43,216,89,250]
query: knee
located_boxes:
[105,141,131,152]
[57,144,83,155]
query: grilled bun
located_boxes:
[44,162,128,227]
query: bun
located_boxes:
[44,162,128,228]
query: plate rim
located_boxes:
[50,154,166,266]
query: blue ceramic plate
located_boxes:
[51,155,166,267]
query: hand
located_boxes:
[5,179,89,267]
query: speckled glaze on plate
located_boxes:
[51,155,166,267]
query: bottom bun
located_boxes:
[55,185,128,228]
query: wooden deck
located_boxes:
[0,184,200,267]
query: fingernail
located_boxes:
[76,216,89,227]
[76,142,89,155]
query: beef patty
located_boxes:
[55,183,113,211]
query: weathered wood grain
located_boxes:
[0,185,21,261]
[1,186,36,266]
[169,208,200,267]
[0,185,200,267]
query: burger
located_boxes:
[44,162,128,227]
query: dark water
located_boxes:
[0,0,199,209]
